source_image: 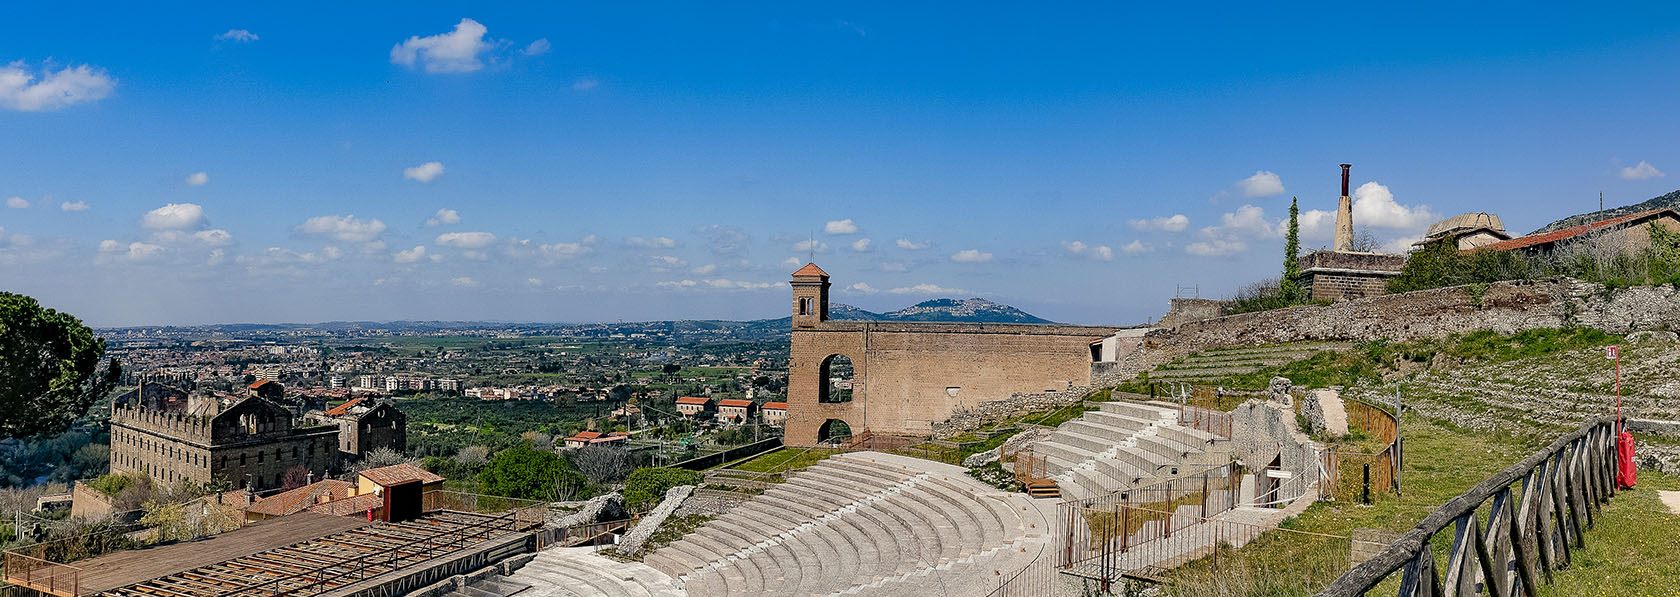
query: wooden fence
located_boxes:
[1319,398,1402,502]
[1314,416,1620,596]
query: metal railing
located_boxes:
[3,551,82,597]
[1314,416,1620,596]
[1178,403,1234,439]
[1057,463,1243,575]
[218,507,533,597]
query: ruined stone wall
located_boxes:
[1303,272,1392,301]
[786,321,1117,446]
[1157,298,1226,328]
[1107,278,1680,383]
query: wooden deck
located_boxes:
[73,513,370,595]
[98,511,532,597]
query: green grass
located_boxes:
[727,447,836,475]
[1540,470,1680,597]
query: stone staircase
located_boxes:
[642,451,1048,597]
[1032,401,1233,501]
[1144,342,1350,384]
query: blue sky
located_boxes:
[4,3,1680,327]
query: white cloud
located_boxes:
[97,240,165,263]
[1121,240,1152,254]
[1062,241,1114,261]
[0,61,115,111]
[538,241,592,261]
[296,215,386,243]
[1237,170,1285,197]
[849,282,878,294]
[881,262,907,272]
[390,19,492,74]
[404,161,445,183]
[522,39,551,56]
[1620,161,1665,180]
[191,229,233,246]
[889,283,967,295]
[572,78,599,91]
[657,278,775,290]
[60,201,89,212]
[691,264,717,275]
[896,238,929,250]
[649,255,687,269]
[1185,238,1248,257]
[1298,209,1336,240]
[825,219,859,235]
[5,197,27,209]
[450,277,480,287]
[950,249,992,263]
[783,257,802,268]
[215,29,258,42]
[793,239,828,253]
[851,238,872,252]
[141,203,207,230]
[626,236,676,249]
[426,208,461,226]
[1188,204,1276,257]
[1352,182,1436,230]
[1128,214,1189,232]
[526,277,543,286]
[435,231,497,249]
[393,245,428,263]
[185,171,208,186]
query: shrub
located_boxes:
[622,467,702,512]
[478,445,582,501]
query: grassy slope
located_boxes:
[1142,328,1675,594]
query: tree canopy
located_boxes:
[477,445,587,500]
[0,293,120,438]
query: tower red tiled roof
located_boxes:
[1476,208,1677,253]
[792,262,828,277]
[248,380,273,389]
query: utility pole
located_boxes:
[1600,191,1604,214]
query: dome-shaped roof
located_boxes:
[1426,212,1505,238]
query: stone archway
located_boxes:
[817,419,854,443]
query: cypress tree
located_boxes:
[1281,197,1302,301]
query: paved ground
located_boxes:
[71,513,368,593]
[1660,490,1680,515]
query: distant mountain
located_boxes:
[877,298,1054,324]
[1530,189,1680,235]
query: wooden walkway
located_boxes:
[98,511,531,597]
[70,514,369,595]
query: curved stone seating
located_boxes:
[507,547,685,597]
[647,451,1046,596]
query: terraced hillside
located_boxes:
[1140,342,1351,385]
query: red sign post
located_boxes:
[1608,345,1637,489]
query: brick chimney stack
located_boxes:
[1334,163,1355,252]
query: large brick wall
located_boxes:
[784,269,1116,446]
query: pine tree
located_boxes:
[1280,197,1302,301]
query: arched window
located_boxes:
[818,355,854,403]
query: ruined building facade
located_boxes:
[109,391,407,492]
[785,263,1117,446]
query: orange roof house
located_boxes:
[1476,208,1680,255]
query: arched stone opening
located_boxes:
[818,419,853,443]
[818,354,855,403]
